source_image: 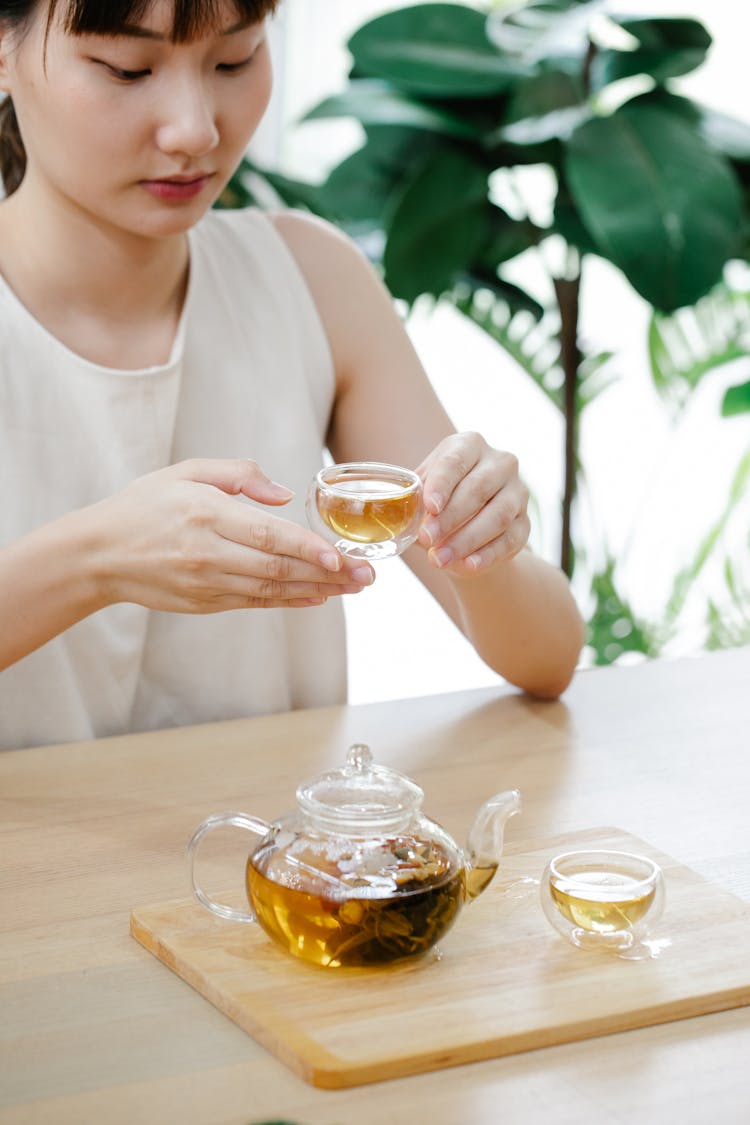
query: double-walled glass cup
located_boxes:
[541,849,665,955]
[306,461,423,560]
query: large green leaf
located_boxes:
[305,80,483,139]
[592,17,711,88]
[348,4,527,97]
[630,90,750,162]
[612,15,711,53]
[317,127,440,227]
[505,68,585,123]
[703,112,750,163]
[552,192,600,255]
[491,68,590,145]
[627,97,750,260]
[487,0,603,64]
[383,149,491,302]
[476,206,540,268]
[564,99,743,310]
[499,104,591,146]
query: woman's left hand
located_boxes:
[416,432,530,575]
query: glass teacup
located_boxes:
[307,461,423,560]
[541,850,665,956]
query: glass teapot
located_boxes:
[188,744,521,969]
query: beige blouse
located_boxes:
[0,208,347,750]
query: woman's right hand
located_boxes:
[89,458,375,613]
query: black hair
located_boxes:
[0,0,279,194]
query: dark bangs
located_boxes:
[50,0,279,42]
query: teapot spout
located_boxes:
[465,789,522,901]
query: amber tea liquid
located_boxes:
[465,863,497,901]
[246,839,464,968]
[550,869,656,933]
[317,476,419,545]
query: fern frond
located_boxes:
[648,280,750,416]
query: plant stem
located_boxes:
[553,274,582,576]
[550,32,595,577]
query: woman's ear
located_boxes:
[0,20,20,94]
[0,28,11,94]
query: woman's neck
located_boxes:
[0,179,191,369]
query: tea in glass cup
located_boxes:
[541,850,665,955]
[307,461,422,560]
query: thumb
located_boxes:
[171,458,295,506]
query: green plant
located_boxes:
[648,275,750,419]
[224,0,750,662]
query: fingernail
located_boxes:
[320,550,341,571]
[270,480,294,498]
[431,546,453,568]
[351,565,374,585]
[421,519,440,546]
[466,553,483,572]
[427,493,444,516]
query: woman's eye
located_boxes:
[113,67,150,82]
[109,65,151,81]
[93,60,151,82]
[216,57,253,73]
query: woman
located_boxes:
[0,0,584,750]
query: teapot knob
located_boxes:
[346,743,373,773]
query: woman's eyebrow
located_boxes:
[114,19,254,41]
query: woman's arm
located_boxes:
[0,459,373,672]
[273,211,585,698]
[0,503,108,671]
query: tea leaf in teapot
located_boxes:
[248,836,466,967]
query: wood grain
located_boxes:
[3,648,750,1123]
[131,826,750,1088]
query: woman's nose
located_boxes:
[155,78,220,157]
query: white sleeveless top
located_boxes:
[0,208,347,750]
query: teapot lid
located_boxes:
[296,744,423,835]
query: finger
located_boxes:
[420,435,482,517]
[426,489,511,568]
[216,506,347,573]
[170,458,295,507]
[433,513,531,574]
[219,573,369,601]
[215,541,373,587]
[444,480,524,555]
[338,557,377,584]
[209,594,330,611]
[419,460,501,548]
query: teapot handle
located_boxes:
[187,811,272,924]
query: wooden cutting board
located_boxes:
[130,827,750,1089]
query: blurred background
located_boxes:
[247,0,750,703]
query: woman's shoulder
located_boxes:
[196,205,366,262]
[270,208,366,266]
[269,209,381,313]
[194,206,348,267]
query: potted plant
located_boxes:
[225,0,750,661]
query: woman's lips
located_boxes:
[140,175,213,201]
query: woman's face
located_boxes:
[0,0,273,237]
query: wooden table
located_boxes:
[2,647,749,1124]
